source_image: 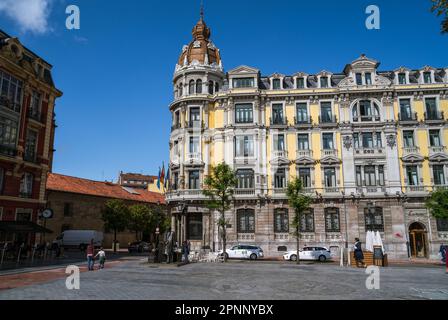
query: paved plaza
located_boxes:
[0,258,447,300]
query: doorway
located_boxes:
[409,222,428,258]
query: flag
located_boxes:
[157,167,161,190]
[161,162,165,186]
[165,167,170,190]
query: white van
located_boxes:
[55,230,103,250]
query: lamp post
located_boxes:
[341,191,349,266]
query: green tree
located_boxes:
[150,205,171,235]
[286,177,312,265]
[102,199,129,252]
[203,163,238,262]
[128,204,152,241]
[425,188,448,220]
[431,0,448,33]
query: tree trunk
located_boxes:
[114,229,117,253]
[296,225,300,265]
[222,209,227,263]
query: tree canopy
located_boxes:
[431,0,448,33]
[425,188,448,219]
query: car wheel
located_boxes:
[319,255,327,262]
[290,254,297,262]
[221,253,229,260]
[250,253,257,260]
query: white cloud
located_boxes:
[0,0,53,34]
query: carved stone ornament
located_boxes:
[193,41,201,48]
[343,136,352,150]
[386,134,396,149]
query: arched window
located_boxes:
[178,83,183,96]
[19,172,33,198]
[364,207,384,231]
[237,209,255,233]
[352,100,380,122]
[215,82,219,93]
[189,80,195,95]
[196,79,203,94]
[208,81,214,95]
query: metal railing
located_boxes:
[171,123,181,132]
[0,145,17,157]
[424,111,444,121]
[398,112,418,122]
[318,115,337,125]
[294,116,312,126]
[270,117,288,126]
[352,115,381,122]
[0,95,21,113]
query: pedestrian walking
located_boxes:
[439,244,446,263]
[354,238,366,268]
[86,239,95,271]
[95,247,106,269]
[182,240,190,264]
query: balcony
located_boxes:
[429,146,446,155]
[324,187,340,194]
[23,153,38,163]
[0,95,21,113]
[234,188,256,197]
[294,116,313,128]
[171,123,181,132]
[321,149,338,157]
[354,147,385,157]
[402,146,420,156]
[186,152,202,162]
[272,150,288,158]
[272,188,287,195]
[185,120,204,130]
[404,185,427,193]
[318,115,338,127]
[424,111,444,123]
[352,115,381,123]
[166,189,204,202]
[398,112,418,124]
[296,149,313,158]
[28,108,43,123]
[0,145,17,157]
[270,117,288,128]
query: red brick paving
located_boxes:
[0,260,122,291]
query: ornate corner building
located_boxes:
[0,30,62,243]
[166,16,448,259]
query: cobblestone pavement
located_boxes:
[0,259,447,300]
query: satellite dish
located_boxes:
[42,209,54,219]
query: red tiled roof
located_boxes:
[47,173,165,204]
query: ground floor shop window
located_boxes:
[237,209,255,233]
[437,218,448,232]
[187,214,203,240]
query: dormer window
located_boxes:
[320,77,329,88]
[352,100,381,122]
[398,73,406,85]
[423,72,432,84]
[365,73,372,85]
[296,77,305,89]
[233,78,254,88]
[356,73,363,85]
[273,78,281,90]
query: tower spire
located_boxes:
[200,0,204,21]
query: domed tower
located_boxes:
[172,11,225,99]
[168,9,225,230]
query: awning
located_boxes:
[0,221,53,234]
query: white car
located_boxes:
[283,247,332,262]
[218,245,264,260]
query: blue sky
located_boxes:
[0,0,447,182]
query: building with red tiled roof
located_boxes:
[45,173,167,248]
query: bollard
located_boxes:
[0,243,6,266]
[17,243,23,264]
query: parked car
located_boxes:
[218,245,264,260]
[283,247,332,262]
[128,241,150,253]
[54,230,103,251]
